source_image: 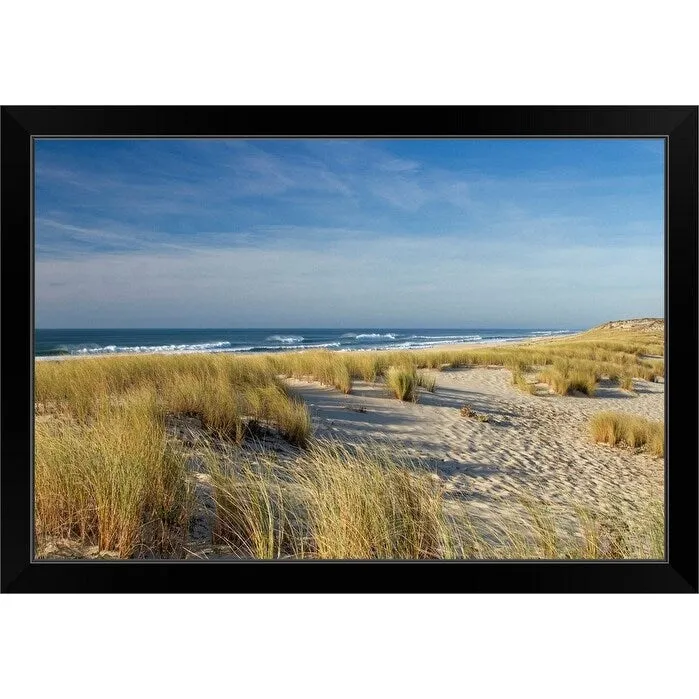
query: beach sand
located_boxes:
[285,367,663,532]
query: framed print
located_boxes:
[1,106,696,592]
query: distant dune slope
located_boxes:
[590,318,664,333]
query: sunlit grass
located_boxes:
[416,371,437,392]
[511,369,537,394]
[295,441,450,559]
[35,387,190,558]
[203,439,663,560]
[590,412,664,457]
[619,375,635,392]
[34,354,313,557]
[538,366,597,396]
[385,366,418,401]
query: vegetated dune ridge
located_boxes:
[35,319,665,560]
[588,317,664,333]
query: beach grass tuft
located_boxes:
[416,372,437,392]
[619,375,634,392]
[511,369,537,394]
[296,441,450,559]
[538,366,597,396]
[203,439,451,559]
[589,412,664,456]
[35,386,191,558]
[386,366,418,401]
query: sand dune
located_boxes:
[35,320,665,559]
[287,366,664,531]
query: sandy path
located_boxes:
[286,368,664,529]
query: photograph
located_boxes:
[2,8,698,695]
[33,135,666,562]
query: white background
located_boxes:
[2,2,697,697]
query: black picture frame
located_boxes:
[2,106,696,593]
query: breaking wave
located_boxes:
[73,341,232,355]
[266,335,305,343]
[529,330,572,336]
[354,333,397,341]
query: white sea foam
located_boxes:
[407,334,482,341]
[529,330,572,336]
[294,342,341,350]
[54,339,346,357]
[266,335,305,343]
[218,341,342,353]
[387,336,483,350]
[354,333,397,340]
[74,341,232,355]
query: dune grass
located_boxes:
[385,366,418,401]
[256,324,662,400]
[296,441,449,559]
[35,386,191,557]
[566,370,598,396]
[511,369,537,394]
[207,454,301,559]
[35,353,312,446]
[34,354,313,556]
[270,350,354,393]
[35,322,664,559]
[35,361,664,560]
[204,439,450,559]
[537,366,597,396]
[203,439,663,560]
[448,496,664,560]
[416,371,437,392]
[346,353,388,382]
[590,412,664,457]
[619,375,635,392]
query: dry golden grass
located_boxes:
[203,439,663,560]
[204,439,450,559]
[35,386,190,557]
[345,353,388,382]
[416,371,437,392]
[511,369,537,394]
[207,454,302,559]
[619,375,635,392]
[165,322,664,404]
[296,441,449,559]
[36,353,312,446]
[34,354,313,557]
[590,412,664,457]
[270,349,353,393]
[566,370,598,396]
[448,496,664,560]
[537,367,597,396]
[385,366,418,401]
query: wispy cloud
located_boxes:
[34,137,664,326]
[35,225,663,328]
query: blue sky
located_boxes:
[35,138,664,328]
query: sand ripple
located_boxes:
[286,367,664,529]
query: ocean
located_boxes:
[34,328,578,358]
